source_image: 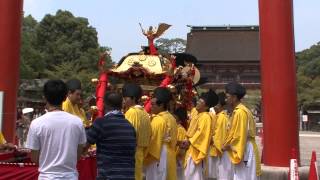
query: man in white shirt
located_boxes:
[26,79,87,180]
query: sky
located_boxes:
[24,0,320,62]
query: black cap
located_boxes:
[66,79,81,92]
[200,89,219,108]
[122,83,143,100]
[153,87,171,104]
[225,82,246,100]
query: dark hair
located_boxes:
[174,108,188,122]
[66,79,81,93]
[225,82,246,100]
[217,92,227,106]
[43,80,68,106]
[122,83,143,104]
[200,89,219,108]
[104,92,123,110]
[153,87,171,110]
[155,99,168,110]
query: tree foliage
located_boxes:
[20,10,113,97]
[20,15,45,78]
[155,38,186,54]
[296,42,320,108]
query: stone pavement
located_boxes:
[256,131,320,166]
[255,131,320,179]
[297,131,320,166]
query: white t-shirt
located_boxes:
[26,111,87,179]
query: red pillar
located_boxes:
[259,0,299,166]
[0,0,23,142]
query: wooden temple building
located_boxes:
[186,25,260,89]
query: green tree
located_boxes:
[296,42,320,108]
[20,15,46,78]
[43,61,99,96]
[20,11,113,97]
[155,38,186,54]
[35,10,104,71]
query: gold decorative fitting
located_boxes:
[139,55,147,61]
[148,59,156,67]
[141,95,149,101]
[127,58,135,65]
[91,78,98,83]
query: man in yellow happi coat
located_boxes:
[223,82,261,180]
[122,83,152,180]
[145,87,177,180]
[214,92,233,180]
[183,90,218,180]
[187,98,198,127]
[173,108,188,180]
[186,99,198,143]
[62,79,90,127]
[207,107,218,179]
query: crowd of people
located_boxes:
[0,78,261,180]
[16,107,45,147]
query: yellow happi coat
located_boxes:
[190,108,198,120]
[176,124,187,161]
[208,113,218,157]
[224,103,262,176]
[186,109,199,139]
[187,108,198,127]
[145,111,178,180]
[185,112,212,165]
[125,105,151,180]
[0,132,6,144]
[213,111,229,156]
[62,97,90,127]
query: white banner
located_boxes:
[302,115,308,122]
[290,159,299,180]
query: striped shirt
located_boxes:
[86,111,136,180]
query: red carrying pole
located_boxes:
[259,0,299,166]
[0,0,23,142]
[96,54,108,118]
[96,73,108,118]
